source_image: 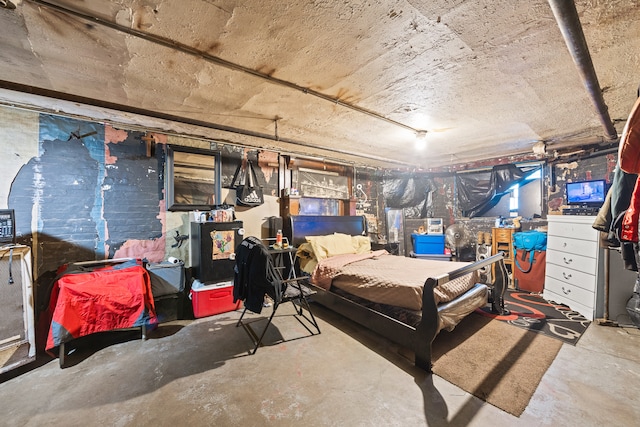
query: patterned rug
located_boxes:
[476,290,590,345]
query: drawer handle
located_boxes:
[563,257,573,264]
[562,272,572,280]
[562,242,567,247]
[561,286,571,295]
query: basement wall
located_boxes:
[0,106,278,306]
[0,102,618,312]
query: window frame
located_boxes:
[165,144,222,211]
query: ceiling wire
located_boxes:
[27,0,423,136]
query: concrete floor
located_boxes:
[1,302,639,427]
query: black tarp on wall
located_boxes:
[382,174,437,218]
[457,164,534,218]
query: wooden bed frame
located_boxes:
[285,214,508,372]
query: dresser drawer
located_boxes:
[543,284,594,321]
[546,248,597,276]
[545,276,595,306]
[547,221,598,242]
[493,228,513,241]
[546,235,598,259]
[545,262,596,292]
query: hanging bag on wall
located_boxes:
[512,230,547,273]
[231,160,264,207]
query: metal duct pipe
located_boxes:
[548,0,618,140]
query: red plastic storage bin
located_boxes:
[190,281,241,318]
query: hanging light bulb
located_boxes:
[415,130,428,150]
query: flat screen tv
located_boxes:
[565,179,607,207]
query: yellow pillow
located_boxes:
[296,242,318,274]
[306,233,356,261]
[352,235,371,254]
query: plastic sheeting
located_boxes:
[457,164,532,218]
[382,175,436,217]
[437,283,488,333]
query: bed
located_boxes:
[285,215,508,372]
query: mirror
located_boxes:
[165,145,221,211]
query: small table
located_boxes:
[267,245,298,280]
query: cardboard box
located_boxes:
[412,233,446,255]
[190,281,241,318]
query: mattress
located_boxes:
[312,251,478,311]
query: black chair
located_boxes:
[234,236,320,354]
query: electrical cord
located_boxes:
[1,244,20,285]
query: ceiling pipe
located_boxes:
[27,0,420,136]
[547,0,618,141]
[0,81,410,167]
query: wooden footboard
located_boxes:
[414,252,508,371]
[307,252,508,372]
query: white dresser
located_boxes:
[544,215,602,321]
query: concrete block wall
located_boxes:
[0,112,173,275]
[0,106,285,310]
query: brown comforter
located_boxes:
[311,251,477,311]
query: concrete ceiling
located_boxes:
[1,0,639,169]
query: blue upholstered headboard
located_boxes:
[285,215,368,247]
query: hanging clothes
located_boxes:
[620,176,640,243]
[618,96,640,174]
[593,165,639,271]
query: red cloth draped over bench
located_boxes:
[46,259,157,352]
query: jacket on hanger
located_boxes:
[233,236,278,314]
[593,165,638,270]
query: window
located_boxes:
[509,169,541,217]
[485,167,542,218]
[165,145,221,211]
